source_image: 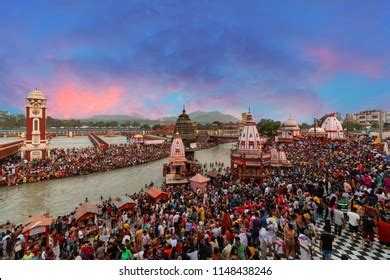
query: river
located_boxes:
[0,143,233,225]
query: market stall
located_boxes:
[189,173,210,193]
[75,203,98,226]
[22,214,53,251]
[112,196,136,212]
[146,187,168,201]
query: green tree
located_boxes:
[300,122,311,129]
[62,119,82,128]
[152,124,163,130]
[371,122,379,129]
[212,121,223,129]
[106,121,118,127]
[132,121,140,127]
[47,116,65,127]
[141,124,151,130]
[95,121,105,127]
[256,119,281,137]
[343,120,363,131]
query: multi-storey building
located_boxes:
[346,110,389,127]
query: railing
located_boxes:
[88,133,109,149]
[0,140,24,159]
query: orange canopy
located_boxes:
[22,214,53,234]
[189,173,210,184]
[75,203,98,222]
[146,187,168,200]
[113,196,136,211]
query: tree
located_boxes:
[132,121,140,127]
[300,122,311,129]
[47,116,64,127]
[106,121,118,127]
[343,120,363,131]
[153,124,163,130]
[212,121,223,129]
[256,119,281,137]
[63,119,82,128]
[371,122,379,129]
[0,113,25,129]
[95,121,105,127]
[141,123,151,130]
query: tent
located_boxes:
[113,196,136,212]
[206,171,220,178]
[22,214,53,250]
[146,187,168,201]
[189,173,210,193]
[75,203,98,225]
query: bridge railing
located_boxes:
[88,133,109,149]
[0,140,24,160]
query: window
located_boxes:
[33,119,39,131]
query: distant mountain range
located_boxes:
[84,115,145,122]
[85,111,240,124]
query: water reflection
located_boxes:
[0,143,232,224]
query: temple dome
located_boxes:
[174,106,196,147]
[308,127,326,133]
[282,116,299,129]
[238,111,262,152]
[27,89,45,100]
[321,115,343,132]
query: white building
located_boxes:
[346,110,390,127]
[321,114,344,140]
[275,116,301,144]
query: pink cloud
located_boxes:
[306,46,385,79]
[47,85,124,119]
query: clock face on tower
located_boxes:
[32,109,40,116]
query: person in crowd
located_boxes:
[347,207,360,241]
[0,136,388,261]
[333,205,345,236]
[320,225,334,260]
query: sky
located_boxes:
[0,0,389,122]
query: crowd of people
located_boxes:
[0,135,227,187]
[0,143,172,187]
[0,136,389,260]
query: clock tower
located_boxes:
[21,89,50,161]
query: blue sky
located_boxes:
[0,0,389,122]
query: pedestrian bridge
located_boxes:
[0,140,24,160]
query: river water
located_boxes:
[0,143,233,224]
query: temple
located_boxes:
[270,146,291,167]
[321,113,344,140]
[174,106,197,160]
[306,124,327,138]
[275,116,302,144]
[174,106,197,148]
[163,132,189,185]
[21,89,50,161]
[230,109,268,181]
